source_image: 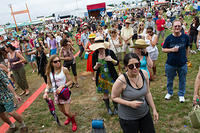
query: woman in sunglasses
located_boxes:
[111,53,158,133]
[145,26,159,80]
[59,38,79,88]
[43,55,77,131]
[137,22,146,39]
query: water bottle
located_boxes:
[196,99,200,105]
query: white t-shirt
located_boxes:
[45,37,51,48]
[109,36,121,53]
[197,26,200,31]
[56,36,62,47]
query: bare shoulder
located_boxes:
[141,70,148,79]
[116,74,126,85]
[63,67,69,73]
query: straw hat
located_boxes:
[131,39,149,49]
[89,37,109,51]
[88,33,96,39]
[125,19,132,24]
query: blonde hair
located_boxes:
[137,22,145,34]
[45,55,62,76]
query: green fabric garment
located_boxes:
[96,59,114,94]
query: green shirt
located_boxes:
[0,69,13,103]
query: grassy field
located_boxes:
[2,16,200,133]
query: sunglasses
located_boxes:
[174,25,181,28]
[127,63,140,69]
[53,60,61,64]
[140,25,144,26]
[147,31,152,33]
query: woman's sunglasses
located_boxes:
[53,60,61,64]
[128,63,140,69]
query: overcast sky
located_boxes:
[0,0,128,25]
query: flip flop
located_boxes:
[20,91,26,96]
[75,83,79,88]
[25,91,30,96]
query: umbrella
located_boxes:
[45,98,61,126]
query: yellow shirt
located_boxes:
[121,26,133,41]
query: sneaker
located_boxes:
[165,93,173,100]
[179,96,185,103]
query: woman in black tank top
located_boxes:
[111,53,158,133]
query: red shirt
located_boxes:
[156,19,165,31]
[75,33,81,45]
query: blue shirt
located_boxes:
[163,33,189,67]
[81,33,89,46]
[101,20,105,26]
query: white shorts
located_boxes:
[149,49,159,61]
[122,40,134,53]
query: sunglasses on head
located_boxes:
[127,63,140,69]
[53,60,61,64]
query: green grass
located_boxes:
[2,16,200,133]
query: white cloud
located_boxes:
[0,0,125,25]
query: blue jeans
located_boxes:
[165,64,187,96]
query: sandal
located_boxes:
[25,90,30,96]
[69,82,75,88]
[20,91,26,96]
[75,83,79,88]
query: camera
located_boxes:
[141,49,148,56]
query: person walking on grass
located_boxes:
[111,53,158,133]
[188,16,199,54]
[0,68,28,133]
[5,44,30,96]
[85,33,96,81]
[145,26,159,80]
[43,55,77,132]
[22,39,37,73]
[59,39,79,88]
[162,20,190,103]
[121,19,134,57]
[91,37,119,115]
[156,15,165,42]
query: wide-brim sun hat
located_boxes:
[131,39,149,49]
[88,33,96,39]
[125,19,132,24]
[89,37,109,51]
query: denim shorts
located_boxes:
[0,101,15,113]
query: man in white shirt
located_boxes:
[56,31,62,48]
[121,19,134,56]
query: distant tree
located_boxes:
[122,1,126,5]
[108,4,114,7]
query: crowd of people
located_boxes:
[0,1,200,132]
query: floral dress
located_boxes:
[97,59,115,94]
